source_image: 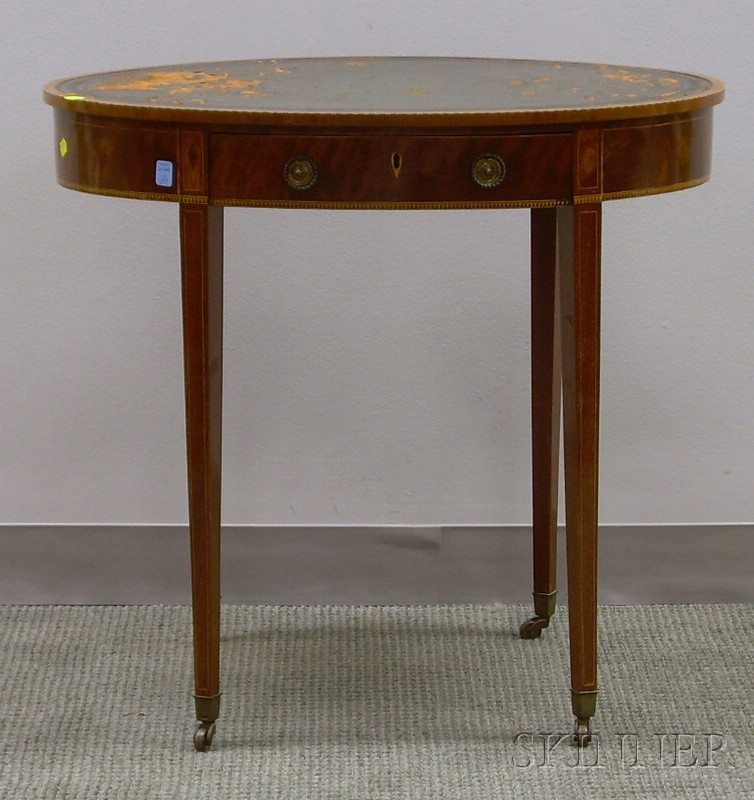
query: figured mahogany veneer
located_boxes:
[208,131,574,206]
[52,107,714,208]
[43,57,724,752]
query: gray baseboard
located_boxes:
[1,524,751,605]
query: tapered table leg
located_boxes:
[180,202,224,752]
[557,202,601,746]
[520,208,561,640]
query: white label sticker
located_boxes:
[155,160,174,188]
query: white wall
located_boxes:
[1,0,752,526]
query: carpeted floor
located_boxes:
[1,604,752,798]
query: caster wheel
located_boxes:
[573,717,592,747]
[519,616,549,639]
[193,721,216,752]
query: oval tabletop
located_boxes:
[45,57,725,208]
[44,57,724,126]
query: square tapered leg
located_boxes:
[558,202,601,746]
[180,203,224,752]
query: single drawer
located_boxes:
[209,133,573,207]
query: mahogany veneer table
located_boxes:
[44,57,724,751]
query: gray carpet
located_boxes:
[1,604,752,798]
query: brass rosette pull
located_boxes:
[284,155,318,190]
[471,153,507,188]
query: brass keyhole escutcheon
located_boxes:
[284,155,318,190]
[471,153,507,188]
[391,152,402,178]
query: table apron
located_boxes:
[52,109,714,207]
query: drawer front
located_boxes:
[209,133,573,207]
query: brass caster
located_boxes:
[193,721,216,752]
[519,616,549,639]
[573,717,592,747]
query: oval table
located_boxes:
[44,57,724,751]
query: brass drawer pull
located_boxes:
[284,155,318,190]
[471,153,506,188]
